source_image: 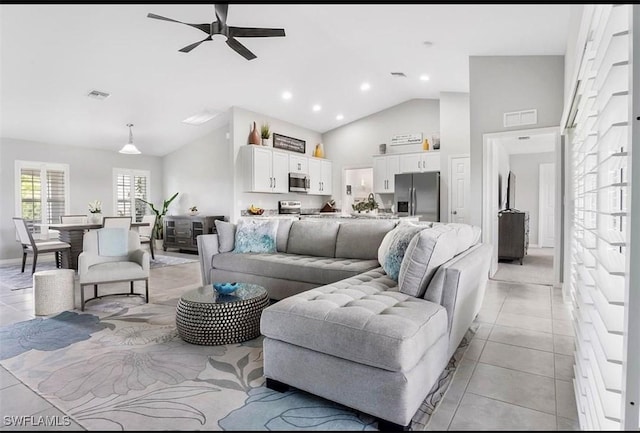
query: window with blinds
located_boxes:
[113,169,150,222]
[15,162,69,235]
[567,4,638,430]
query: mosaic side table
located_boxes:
[176,283,270,345]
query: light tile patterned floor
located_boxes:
[0,252,579,431]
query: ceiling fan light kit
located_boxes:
[119,123,141,154]
[147,4,285,60]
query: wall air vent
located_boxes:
[503,109,537,128]
[390,72,407,77]
[87,90,110,100]
[518,136,530,140]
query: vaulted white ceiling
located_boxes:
[0,4,574,156]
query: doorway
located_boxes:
[482,126,562,287]
[343,167,374,215]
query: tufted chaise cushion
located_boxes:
[212,252,380,286]
[260,267,448,373]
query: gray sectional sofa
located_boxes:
[197,218,492,430]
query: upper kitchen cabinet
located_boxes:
[399,151,441,173]
[373,154,400,193]
[308,158,332,195]
[241,145,288,193]
[289,154,308,174]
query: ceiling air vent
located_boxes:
[390,72,406,78]
[87,90,110,100]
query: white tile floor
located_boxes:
[0,253,579,431]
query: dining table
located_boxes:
[37,222,149,271]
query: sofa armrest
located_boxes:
[197,234,220,285]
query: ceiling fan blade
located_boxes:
[215,4,228,25]
[229,26,286,38]
[178,37,212,53]
[226,37,256,60]
[147,13,211,35]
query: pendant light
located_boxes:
[119,123,141,154]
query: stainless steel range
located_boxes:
[278,200,301,215]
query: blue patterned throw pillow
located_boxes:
[377,224,425,281]
[233,218,278,253]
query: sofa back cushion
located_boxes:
[334,220,397,260]
[432,222,478,255]
[287,220,341,257]
[397,225,458,297]
[276,218,295,252]
[233,218,278,253]
[377,223,425,281]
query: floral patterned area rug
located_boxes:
[0,300,474,431]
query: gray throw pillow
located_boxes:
[214,220,236,253]
[377,224,425,281]
[398,225,458,297]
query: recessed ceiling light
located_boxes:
[390,72,406,78]
[336,114,344,120]
[312,104,322,112]
[360,82,371,91]
[182,109,220,126]
[419,74,430,81]
[282,91,292,100]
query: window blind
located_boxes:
[567,4,637,430]
[18,163,68,234]
[114,169,150,222]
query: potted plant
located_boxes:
[260,122,271,146]
[189,206,199,216]
[352,193,379,215]
[137,192,179,249]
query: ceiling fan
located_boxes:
[147,4,285,60]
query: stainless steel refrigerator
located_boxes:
[394,172,440,221]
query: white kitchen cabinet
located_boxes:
[399,151,441,173]
[373,154,400,193]
[289,154,308,174]
[241,145,288,193]
[308,158,332,195]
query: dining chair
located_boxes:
[12,217,71,274]
[102,216,132,230]
[138,214,156,260]
[60,214,88,224]
[78,228,149,311]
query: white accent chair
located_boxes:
[60,215,88,224]
[13,217,71,274]
[78,228,150,311]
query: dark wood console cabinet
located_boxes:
[498,210,529,265]
[163,215,224,253]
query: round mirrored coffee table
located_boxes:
[176,283,270,345]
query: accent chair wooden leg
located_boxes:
[21,252,27,273]
[149,239,155,260]
[80,284,85,311]
[130,281,134,294]
[31,251,38,274]
[94,284,98,298]
[145,279,149,303]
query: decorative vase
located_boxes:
[249,121,261,145]
[314,143,325,158]
[89,213,102,224]
[422,138,430,151]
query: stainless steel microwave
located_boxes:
[289,172,310,193]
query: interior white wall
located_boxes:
[322,99,440,213]
[162,124,234,220]
[508,151,555,246]
[469,56,565,228]
[230,106,325,222]
[440,92,471,222]
[0,137,163,260]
